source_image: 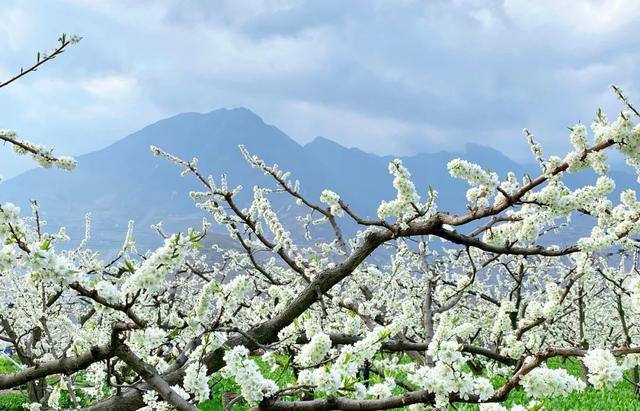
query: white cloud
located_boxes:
[199,27,332,79]
[268,99,465,156]
[4,72,146,125]
[503,0,640,35]
[0,4,30,49]
[82,75,138,100]
[272,100,413,151]
[2,0,640,179]
[180,0,298,26]
[470,8,498,32]
[9,73,137,102]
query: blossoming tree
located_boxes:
[4,36,640,411]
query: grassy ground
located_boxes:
[0,356,28,410]
[2,355,640,410]
[199,356,640,411]
[456,357,640,411]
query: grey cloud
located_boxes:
[2,0,640,177]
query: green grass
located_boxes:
[455,357,640,411]
[0,392,29,411]
[198,356,296,410]
[198,356,640,411]
[3,354,640,410]
[0,356,19,374]
[0,356,29,410]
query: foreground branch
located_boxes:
[115,343,198,411]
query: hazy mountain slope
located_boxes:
[1,108,637,251]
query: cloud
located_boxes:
[192,26,333,80]
[503,0,640,35]
[82,75,138,99]
[0,5,30,49]
[271,99,415,153]
[6,73,140,120]
[1,0,640,178]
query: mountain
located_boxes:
[0,108,637,251]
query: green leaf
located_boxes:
[530,402,545,411]
[124,259,135,273]
[40,239,51,250]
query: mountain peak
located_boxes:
[206,106,261,120]
[463,142,521,170]
[306,136,341,147]
[305,136,373,157]
[464,142,501,155]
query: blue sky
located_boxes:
[1,0,639,177]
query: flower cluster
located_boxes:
[448,159,499,208]
[367,377,396,398]
[95,280,121,304]
[320,190,344,217]
[480,402,542,411]
[26,246,77,284]
[123,232,192,293]
[296,324,400,396]
[583,349,623,389]
[520,366,585,398]
[491,301,515,339]
[221,274,253,314]
[628,276,640,312]
[222,346,278,404]
[253,187,295,253]
[183,363,210,402]
[377,159,421,220]
[296,332,332,366]
[408,340,495,409]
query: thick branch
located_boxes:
[115,343,198,411]
[0,344,113,389]
[260,390,436,411]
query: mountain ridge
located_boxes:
[1,107,637,251]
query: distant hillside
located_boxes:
[1,108,637,251]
